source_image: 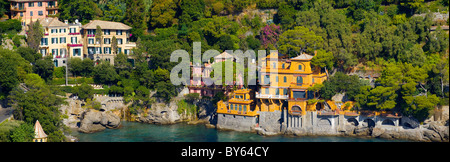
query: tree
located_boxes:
[111,36,118,54]
[276,2,297,30]
[103,1,125,22]
[278,26,324,58]
[59,0,103,24]
[93,61,119,85]
[17,47,41,64]
[366,85,398,110]
[9,123,34,142]
[179,0,205,24]
[0,51,19,98]
[397,44,425,67]
[260,24,281,50]
[8,74,66,142]
[424,26,449,54]
[95,25,103,46]
[33,56,54,82]
[149,0,177,28]
[124,0,147,30]
[73,83,94,101]
[68,57,84,77]
[27,20,43,51]
[311,49,333,77]
[203,16,239,44]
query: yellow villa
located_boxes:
[216,51,328,131]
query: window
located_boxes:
[284,76,287,83]
[239,105,242,111]
[60,37,66,43]
[40,38,48,45]
[264,75,270,84]
[88,29,95,35]
[282,64,285,69]
[59,28,66,33]
[297,76,303,84]
[293,91,306,99]
[117,39,123,44]
[104,29,110,35]
[104,38,110,44]
[70,28,76,33]
[51,49,58,55]
[275,89,279,95]
[244,105,247,112]
[51,38,58,44]
[96,47,102,54]
[272,62,276,69]
[116,30,122,35]
[117,47,122,54]
[298,65,302,70]
[312,78,315,83]
[30,11,33,16]
[38,11,43,16]
[60,48,67,56]
[28,2,34,7]
[37,2,42,7]
[73,48,81,56]
[104,47,111,54]
[88,38,94,44]
[71,37,77,44]
[88,47,95,54]
[20,12,23,17]
[265,88,269,94]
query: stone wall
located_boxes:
[217,114,257,132]
[217,108,450,141]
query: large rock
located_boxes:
[427,122,449,142]
[78,110,121,133]
[138,100,181,124]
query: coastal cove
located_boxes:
[71,121,408,142]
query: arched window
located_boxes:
[297,76,303,84]
[283,76,287,83]
[298,65,302,70]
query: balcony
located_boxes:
[255,93,288,99]
[67,43,83,47]
[46,5,58,10]
[69,32,80,35]
[11,6,26,12]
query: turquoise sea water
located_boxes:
[71,121,408,142]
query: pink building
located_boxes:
[9,0,58,27]
[187,52,242,98]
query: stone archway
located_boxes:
[290,105,302,115]
[347,118,359,126]
[318,118,332,127]
[382,119,395,126]
[363,118,375,128]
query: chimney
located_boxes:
[75,19,79,24]
[64,20,68,24]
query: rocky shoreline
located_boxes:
[61,94,448,142]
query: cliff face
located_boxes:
[134,97,213,125]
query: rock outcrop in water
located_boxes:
[79,109,121,133]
